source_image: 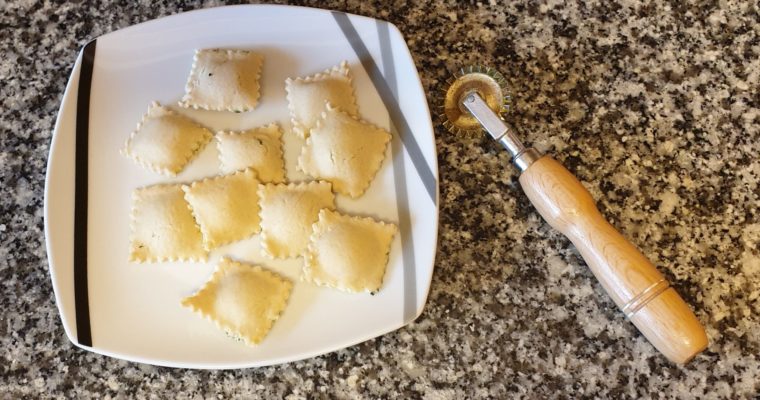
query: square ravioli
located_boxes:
[179,49,263,112]
[285,61,358,138]
[129,184,207,262]
[298,103,392,198]
[181,257,292,346]
[122,101,212,176]
[258,181,335,259]
[304,209,397,293]
[182,168,261,250]
[216,124,285,182]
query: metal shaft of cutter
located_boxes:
[462,92,541,172]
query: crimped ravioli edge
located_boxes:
[178,49,264,112]
[180,257,293,346]
[297,102,392,198]
[257,180,335,259]
[181,167,261,251]
[285,60,358,138]
[302,208,398,293]
[128,183,209,263]
[215,123,286,182]
[122,101,213,177]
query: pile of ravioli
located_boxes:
[122,49,397,347]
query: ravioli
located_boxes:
[129,183,207,262]
[181,257,292,346]
[122,101,212,176]
[303,209,397,293]
[298,103,391,197]
[285,61,358,138]
[258,181,335,259]
[182,168,261,250]
[179,49,263,112]
[216,124,285,182]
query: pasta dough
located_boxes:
[285,61,358,138]
[258,181,335,259]
[298,103,391,197]
[122,101,212,176]
[181,257,292,346]
[216,124,285,182]
[182,168,261,250]
[179,49,263,112]
[304,209,397,293]
[129,183,207,262]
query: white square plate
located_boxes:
[44,5,439,369]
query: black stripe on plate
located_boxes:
[331,12,437,206]
[377,20,418,322]
[74,39,96,347]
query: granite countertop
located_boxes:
[2,1,758,398]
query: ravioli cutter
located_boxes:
[443,66,708,363]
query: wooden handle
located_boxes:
[519,156,707,363]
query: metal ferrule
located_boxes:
[510,147,541,172]
[462,92,541,172]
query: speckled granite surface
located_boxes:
[2,1,759,398]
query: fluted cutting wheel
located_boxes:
[441,65,510,136]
